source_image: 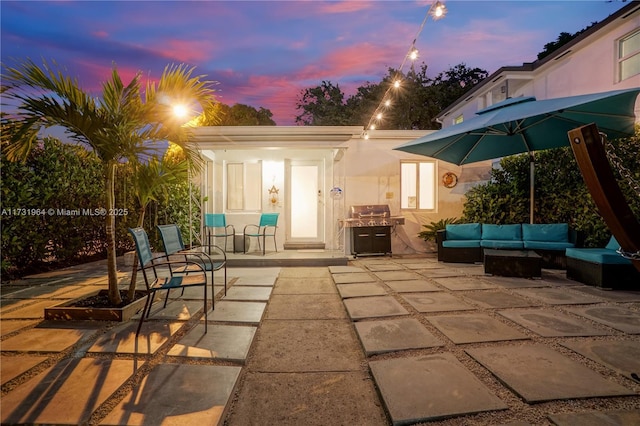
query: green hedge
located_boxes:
[1,138,200,279]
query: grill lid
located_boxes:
[349,204,391,219]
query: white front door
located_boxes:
[286,160,324,245]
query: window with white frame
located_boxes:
[619,29,640,82]
[400,161,436,210]
[226,161,262,211]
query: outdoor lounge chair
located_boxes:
[205,213,235,252]
[128,227,208,338]
[243,213,279,255]
[157,224,228,298]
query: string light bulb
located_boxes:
[363,0,447,136]
[431,1,447,20]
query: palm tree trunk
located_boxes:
[106,161,122,306]
[127,207,146,300]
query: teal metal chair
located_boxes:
[157,224,228,297]
[128,227,208,339]
[243,213,279,255]
[205,213,235,252]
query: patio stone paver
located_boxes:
[427,313,529,344]
[224,286,272,301]
[233,275,277,286]
[385,279,440,293]
[87,321,184,355]
[433,276,500,291]
[167,324,256,362]
[0,300,70,319]
[561,340,640,380]
[401,292,474,313]
[571,287,640,302]
[1,323,102,352]
[0,320,38,336]
[99,364,241,426]
[328,265,364,274]
[337,282,387,298]
[250,320,362,372]
[1,358,135,425]
[373,271,422,281]
[272,277,337,294]
[370,353,507,424]
[566,306,640,334]
[143,299,204,321]
[227,371,387,426]
[265,294,346,320]
[511,288,605,305]
[484,276,550,289]
[1,285,79,299]
[466,344,634,403]
[548,409,640,426]
[354,318,443,355]
[365,263,404,272]
[331,272,375,284]
[207,301,266,324]
[400,263,442,270]
[498,309,611,337]
[461,290,538,309]
[418,268,467,278]
[343,296,409,320]
[1,355,49,386]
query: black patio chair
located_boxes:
[157,224,228,297]
[128,227,208,339]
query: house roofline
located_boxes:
[436,1,640,121]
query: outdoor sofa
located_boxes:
[566,236,640,290]
[436,223,582,268]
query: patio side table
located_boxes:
[483,249,542,278]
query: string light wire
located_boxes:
[363,1,446,139]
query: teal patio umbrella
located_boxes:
[394,88,639,223]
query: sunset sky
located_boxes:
[1,1,627,125]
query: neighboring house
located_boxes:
[437,2,640,128]
[192,3,638,257]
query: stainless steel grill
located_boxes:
[342,205,404,257]
[342,204,405,228]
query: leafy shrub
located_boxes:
[1,138,200,279]
[418,217,462,242]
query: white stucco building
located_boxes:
[192,2,639,257]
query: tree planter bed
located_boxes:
[45,290,147,321]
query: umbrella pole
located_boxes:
[529,153,535,224]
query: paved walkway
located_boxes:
[1,255,640,425]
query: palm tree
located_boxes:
[127,153,188,300]
[2,59,217,305]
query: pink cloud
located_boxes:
[92,30,109,38]
[316,1,375,14]
[155,39,215,63]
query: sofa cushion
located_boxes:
[522,223,568,242]
[482,224,522,241]
[480,240,525,249]
[523,241,574,250]
[565,247,631,265]
[443,240,481,248]
[605,236,621,251]
[446,223,481,240]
